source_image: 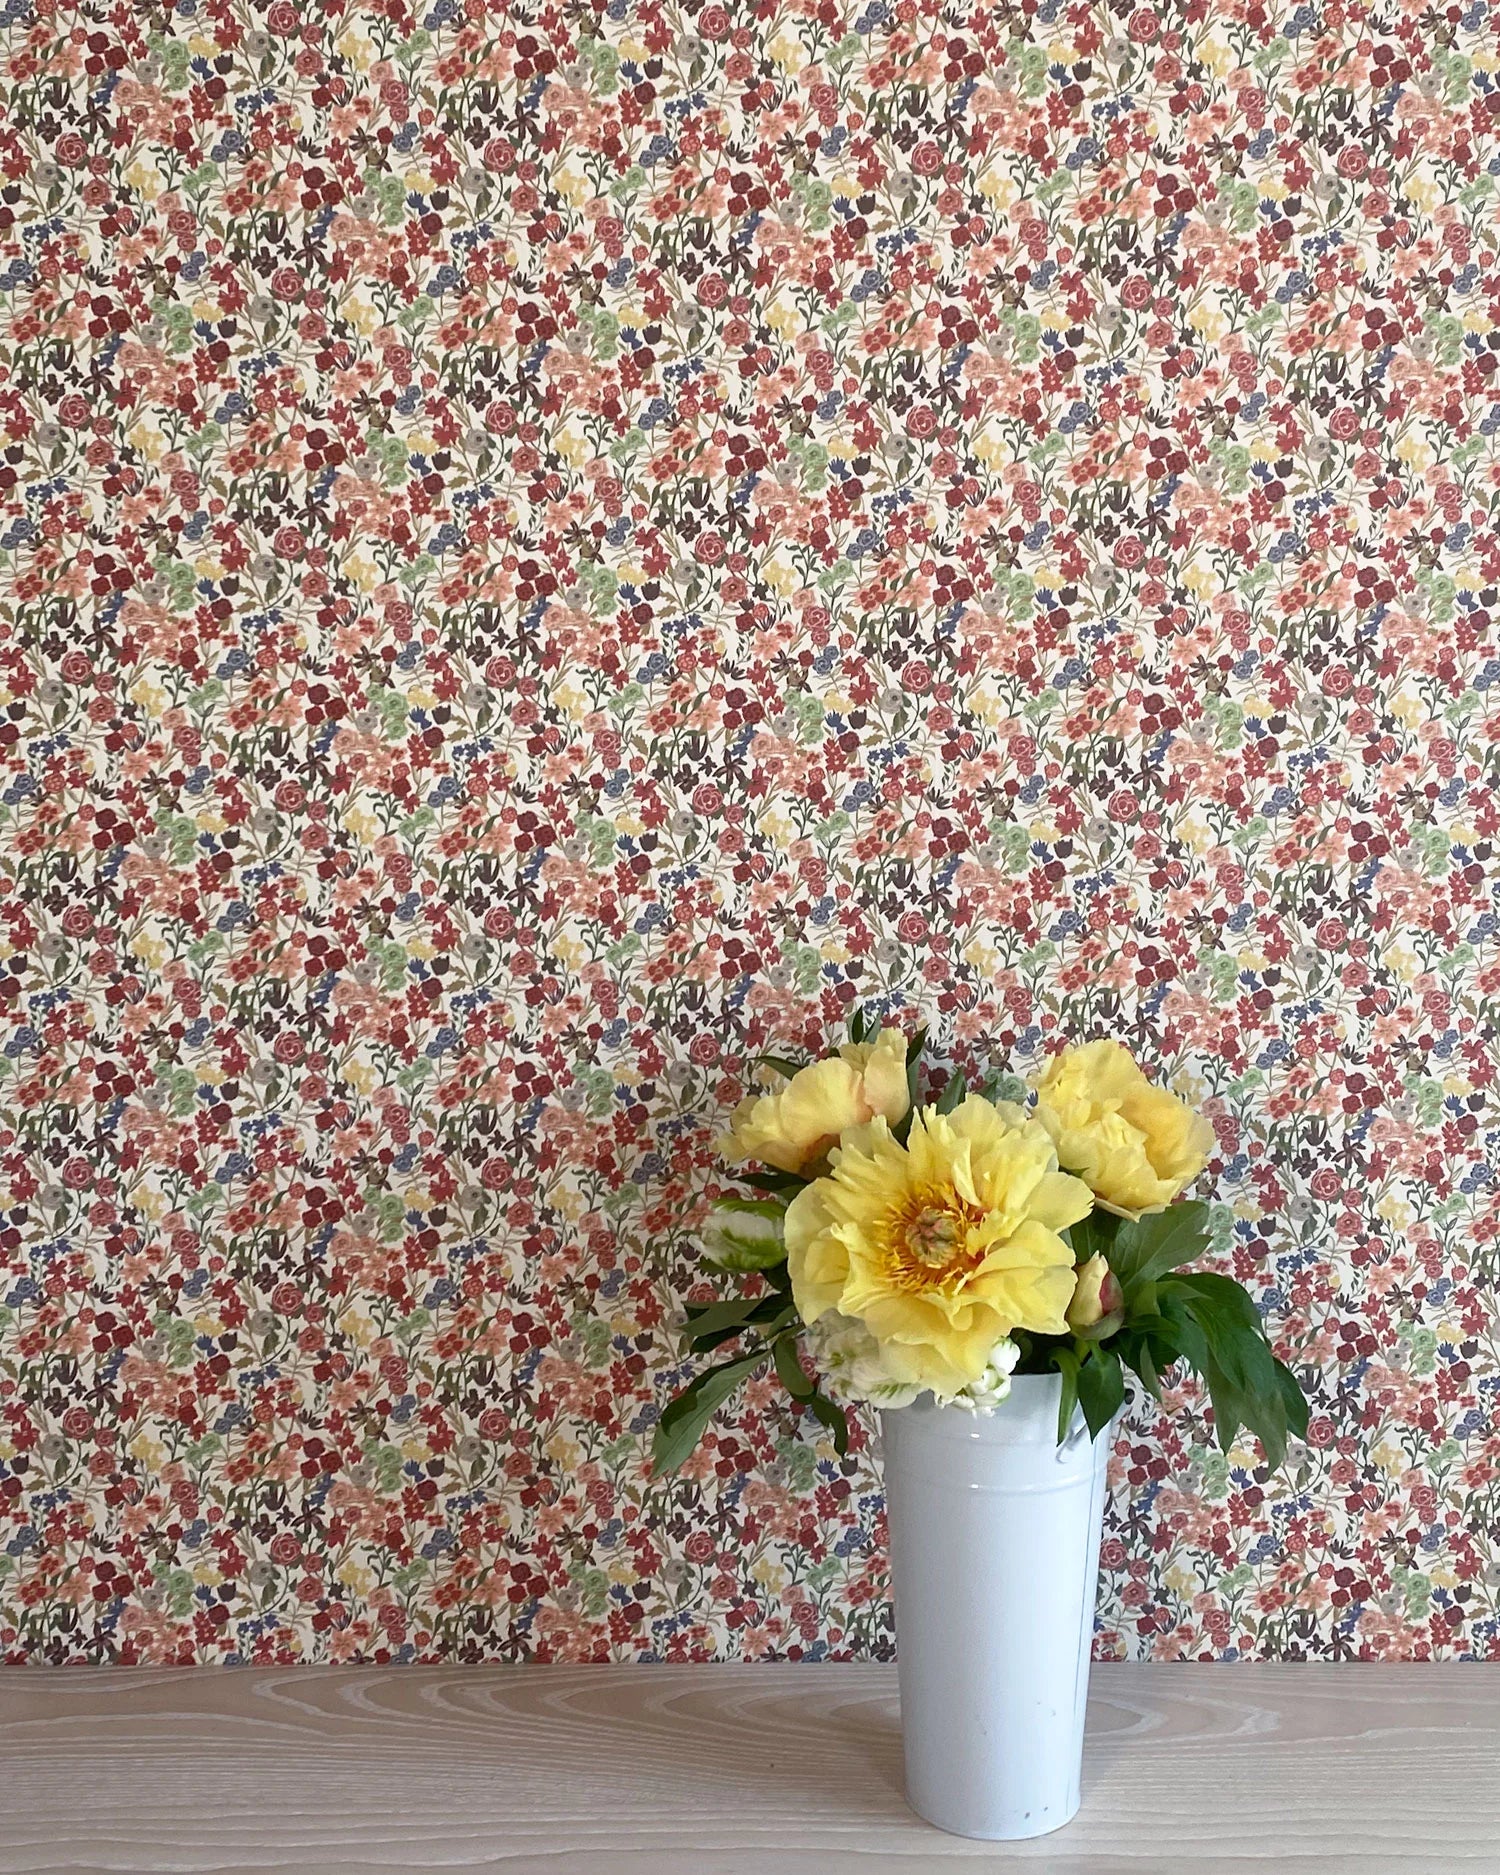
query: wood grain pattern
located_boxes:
[3,1663,1497,1875]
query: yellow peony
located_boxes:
[783,1097,1093,1400]
[1031,1039,1216,1219]
[719,1027,910,1175]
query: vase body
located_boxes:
[880,1374,1114,1841]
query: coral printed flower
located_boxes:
[785,1101,1093,1398]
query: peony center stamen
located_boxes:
[904,1203,966,1270]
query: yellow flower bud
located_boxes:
[1066,1253,1123,1334]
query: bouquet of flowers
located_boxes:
[652,1017,1308,1474]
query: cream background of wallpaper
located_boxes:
[1,3,1498,1662]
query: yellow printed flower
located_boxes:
[125,159,162,201]
[783,1098,1092,1399]
[1032,1039,1216,1219]
[719,1027,910,1175]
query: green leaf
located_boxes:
[686,1294,796,1353]
[848,1006,869,1044]
[1067,1206,1120,1267]
[1052,1345,1081,1441]
[1127,1335,1163,1402]
[752,1053,805,1078]
[1118,1311,1173,1340]
[681,1294,761,1341]
[905,1027,928,1112]
[806,1391,850,1455]
[1154,1283,1209,1360]
[933,1068,967,1115]
[1108,1201,1211,1294]
[1273,1357,1310,1441]
[1155,1272,1304,1468]
[738,1167,809,1193]
[651,1352,768,1476]
[1076,1343,1126,1437]
[772,1334,815,1400]
[1166,1269,1261,1326]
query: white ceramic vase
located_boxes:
[880,1373,1115,1841]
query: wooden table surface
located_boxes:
[2,1662,1494,1875]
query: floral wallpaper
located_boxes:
[2,0,1499,1667]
